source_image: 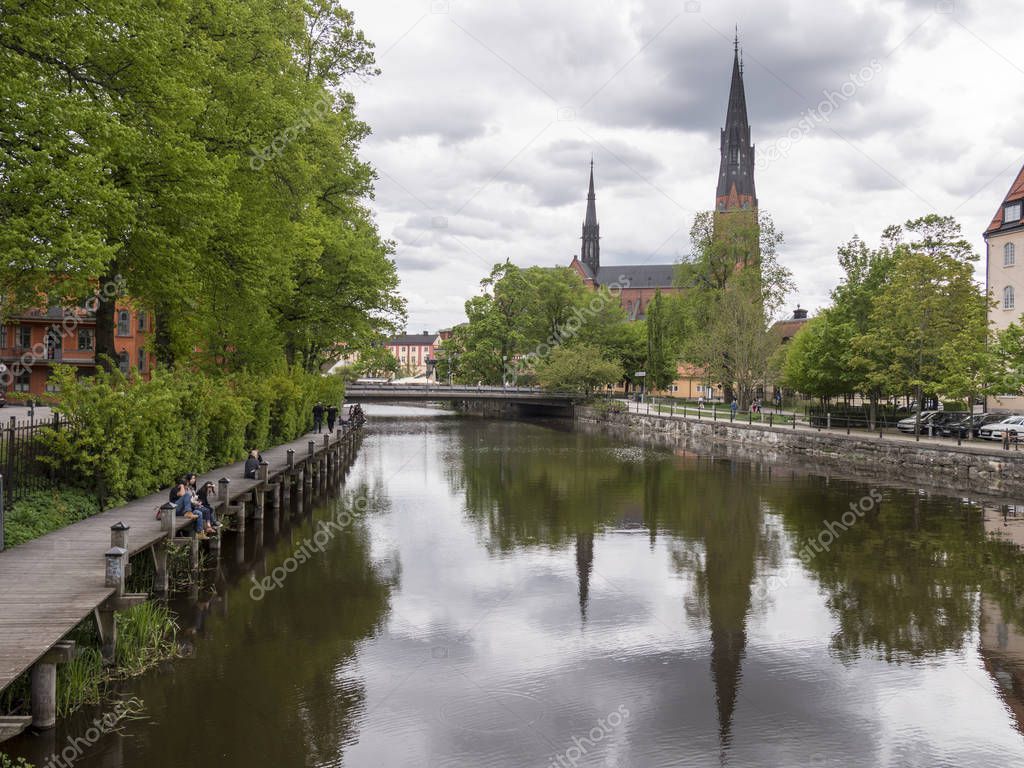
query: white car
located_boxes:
[978,416,1024,440]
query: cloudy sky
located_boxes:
[343,0,1024,333]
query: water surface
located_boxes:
[9,404,1024,767]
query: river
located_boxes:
[8,404,1024,767]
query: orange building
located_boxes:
[0,304,153,397]
[384,332,441,378]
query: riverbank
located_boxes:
[577,405,1024,499]
[0,425,361,743]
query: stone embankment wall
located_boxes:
[577,407,1024,500]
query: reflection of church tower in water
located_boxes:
[705,507,757,751]
[576,531,594,623]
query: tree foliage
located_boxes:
[0,0,404,372]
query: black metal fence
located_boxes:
[0,414,71,506]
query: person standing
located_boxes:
[730,399,738,418]
[312,401,325,433]
[327,404,338,432]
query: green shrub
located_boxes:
[38,365,343,505]
[3,488,99,548]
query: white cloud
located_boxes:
[347,0,1024,329]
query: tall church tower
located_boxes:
[581,160,600,274]
[715,35,757,213]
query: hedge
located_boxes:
[40,365,344,505]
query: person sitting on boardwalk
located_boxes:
[188,473,220,531]
[327,403,338,433]
[244,448,261,479]
[312,401,325,433]
[170,476,208,538]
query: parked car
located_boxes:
[896,410,941,433]
[940,412,1007,438]
[979,416,1024,441]
[0,391,5,407]
[924,412,970,434]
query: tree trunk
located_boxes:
[153,300,175,369]
[94,266,119,373]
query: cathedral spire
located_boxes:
[716,35,757,212]
[581,160,600,273]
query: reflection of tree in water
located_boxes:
[765,479,983,662]
[114,484,394,768]
[444,422,646,552]
[448,419,773,751]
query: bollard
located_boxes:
[259,460,269,483]
[287,449,295,470]
[160,502,176,534]
[105,547,127,594]
[110,521,130,550]
[111,522,131,577]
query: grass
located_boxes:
[114,602,178,678]
[3,603,178,720]
[2,488,100,548]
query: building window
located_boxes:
[137,311,147,332]
[1006,202,1023,223]
[44,374,61,394]
[138,348,147,373]
[118,351,129,373]
[17,325,31,348]
[729,146,739,164]
[116,310,131,336]
[78,328,94,351]
[14,370,30,392]
[1006,242,1017,267]
[1004,285,1015,310]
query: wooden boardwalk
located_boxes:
[0,425,356,697]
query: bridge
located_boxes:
[343,384,579,417]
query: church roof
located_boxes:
[596,264,676,289]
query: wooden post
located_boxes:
[30,642,74,729]
[152,538,169,594]
[98,546,127,662]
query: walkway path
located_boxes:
[0,426,351,694]
[621,400,1022,456]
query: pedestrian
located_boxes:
[312,401,325,433]
[698,395,705,410]
[730,399,738,418]
[327,403,338,433]
[244,448,261,479]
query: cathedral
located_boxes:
[569,38,757,320]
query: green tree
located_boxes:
[678,211,791,408]
[645,290,678,391]
[535,344,623,395]
[854,215,986,431]
[351,345,399,379]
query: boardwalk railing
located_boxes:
[0,414,72,506]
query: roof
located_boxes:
[596,264,676,289]
[986,162,1024,235]
[386,333,439,346]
